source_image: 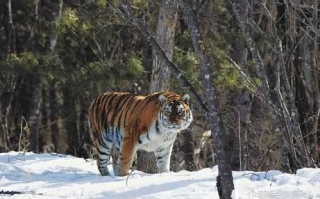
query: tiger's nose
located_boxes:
[170,117,181,125]
[170,115,179,122]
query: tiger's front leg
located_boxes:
[116,137,137,176]
[154,144,174,173]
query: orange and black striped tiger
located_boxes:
[88,91,193,176]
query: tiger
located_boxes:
[88,91,193,176]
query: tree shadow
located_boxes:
[104,178,215,198]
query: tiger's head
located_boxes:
[158,93,193,131]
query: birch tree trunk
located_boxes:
[48,0,63,54]
[137,0,178,174]
[179,1,234,198]
[7,0,16,53]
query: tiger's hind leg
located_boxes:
[96,133,114,176]
[111,145,120,175]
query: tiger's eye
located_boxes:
[178,110,184,116]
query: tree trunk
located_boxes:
[41,82,52,153]
[179,1,235,198]
[184,129,196,171]
[50,80,60,153]
[7,0,16,53]
[137,0,178,174]
[47,0,63,153]
[149,0,177,92]
[28,74,43,153]
[0,79,6,152]
[62,85,79,156]
[78,96,92,158]
[47,0,63,54]
[227,2,251,170]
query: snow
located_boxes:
[0,152,319,199]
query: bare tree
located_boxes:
[293,0,320,164]
[178,1,234,198]
[230,0,291,171]
[225,1,251,171]
[229,0,315,171]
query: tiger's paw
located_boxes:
[98,167,110,176]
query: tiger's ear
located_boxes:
[182,94,190,104]
[158,95,167,105]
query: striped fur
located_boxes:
[88,91,193,176]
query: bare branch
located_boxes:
[230,0,293,172]
[178,0,234,198]
[260,0,314,167]
[224,54,258,93]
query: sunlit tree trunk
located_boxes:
[148,0,177,92]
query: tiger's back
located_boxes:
[88,91,193,176]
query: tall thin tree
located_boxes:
[179,1,235,198]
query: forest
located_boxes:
[0,0,319,198]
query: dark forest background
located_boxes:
[1,0,320,175]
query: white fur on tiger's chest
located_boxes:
[137,123,178,152]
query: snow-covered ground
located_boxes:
[0,152,319,199]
